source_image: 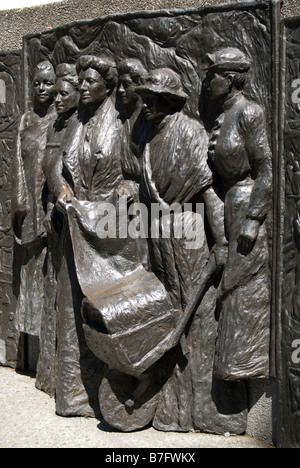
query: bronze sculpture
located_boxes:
[117,58,149,192]
[43,55,123,417]
[36,63,80,396]
[135,67,247,433]
[204,48,272,381]
[116,58,151,268]
[12,61,57,340]
[0,51,21,368]
[278,14,300,448]
[4,0,297,446]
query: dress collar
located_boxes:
[222,92,244,111]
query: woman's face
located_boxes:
[142,93,170,123]
[118,74,139,107]
[78,68,107,107]
[206,72,231,102]
[33,69,55,106]
[54,79,79,115]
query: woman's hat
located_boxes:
[206,48,251,73]
[135,68,188,105]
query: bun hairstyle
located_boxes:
[117,58,148,85]
[56,63,79,89]
[76,55,117,92]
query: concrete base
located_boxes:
[0,339,6,364]
[0,366,274,448]
[246,379,277,444]
[20,338,277,444]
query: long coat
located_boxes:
[46,96,124,417]
[55,97,123,203]
[12,105,56,337]
[209,93,272,380]
[141,110,248,434]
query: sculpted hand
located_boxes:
[43,210,55,234]
[56,187,73,214]
[115,184,133,204]
[213,238,228,272]
[294,211,300,243]
[238,218,261,256]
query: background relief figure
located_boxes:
[36,63,80,397]
[12,61,57,344]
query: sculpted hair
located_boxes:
[32,61,55,106]
[76,55,117,91]
[117,58,148,84]
[33,61,55,78]
[222,70,247,90]
[56,63,79,89]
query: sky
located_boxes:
[0,0,64,9]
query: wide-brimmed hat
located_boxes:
[206,48,251,73]
[135,68,188,105]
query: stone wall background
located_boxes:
[0,0,297,51]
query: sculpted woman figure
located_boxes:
[12,61,56,341]
[45,55,123,417]
[205,48,272,380]
[36,63,80,397]
[117,58,149,184]
[134,68,248,434]
[116,58,150,266]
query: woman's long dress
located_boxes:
[35,113,76,397]
[47,97,124,417]
[140,111,248,434]
[209,93,272,381]
[12,106,56,340]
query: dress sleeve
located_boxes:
[164,115,213,205]
[43,144,68,199]
[43,119,79,199]
[239,103,272,222]
[11,113,29,240]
